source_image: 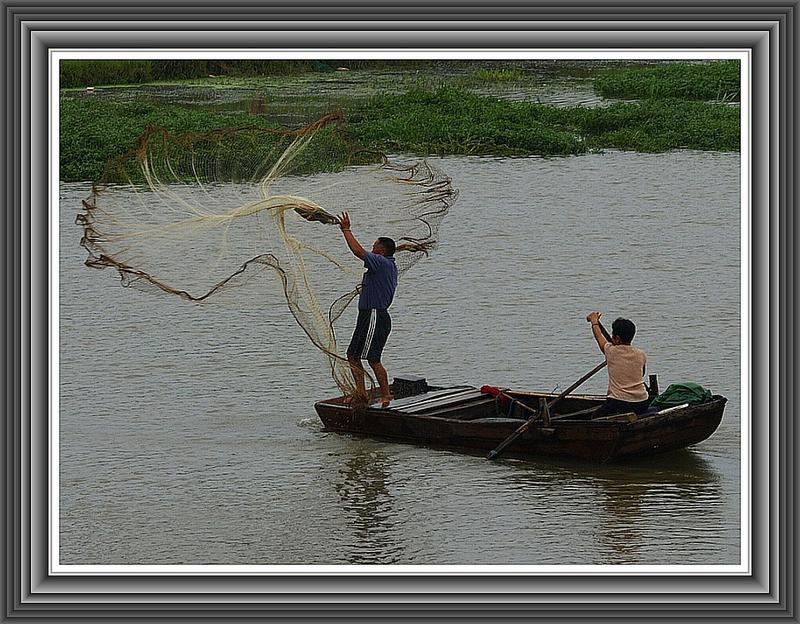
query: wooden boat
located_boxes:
[314,377,726,463]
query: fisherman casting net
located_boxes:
[76,114,458,396]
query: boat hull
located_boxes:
[314,389,726,463]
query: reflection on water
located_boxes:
[594,452,724,564]
[334,444,405,564]
[599,481,648,561]
[492,450,727,564]
[59,149,741,566]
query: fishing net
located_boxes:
[76,114,458,396]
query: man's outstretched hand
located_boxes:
[338,211,366,259]
[586,311,602,324]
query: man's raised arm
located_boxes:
[586,311,609,353]
[338,212,366,259]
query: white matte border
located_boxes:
[49,48,751,578]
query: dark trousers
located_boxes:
[596,397,651,417]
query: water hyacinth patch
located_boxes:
[593,60,740,102]
[350,87,739,156]
[349,87,586,156]
[60,82,740,183]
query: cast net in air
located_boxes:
[76,114,458,397]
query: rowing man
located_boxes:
[586,311,651,416]
[338,212,398,408]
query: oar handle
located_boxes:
[547,360,608,412]
[487,360,608,461]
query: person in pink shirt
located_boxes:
[586,311,651,416]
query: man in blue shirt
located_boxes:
[338,212,398,408]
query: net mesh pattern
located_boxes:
[76,114,458,396]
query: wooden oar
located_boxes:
[489,321,611,415]
[487,360,608,461]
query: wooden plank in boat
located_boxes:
[402,391,486,413]
[388,387,472,409]
[390,387,483,413]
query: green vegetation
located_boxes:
[350,87,583,156]
[572,99,739,151]
[60,59,467,89]
[468,68,526,82]
[59,59,741,182]
[60,61,154,89]
[60,60,326,88]
[594,60,740,101]
[59,98,365,182]
[60,97,245,181]
[349,87,739,156]
[60,84,740,182]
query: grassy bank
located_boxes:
[61,60,328,88]
[61,85,740,182]
[467,68,526,82]
[350,87,586,156]
[593,61,740,101]
[572,99,739,151]
[60,98,367,182]
[350,87,740,156]
[61,97,253,182]
[60,59,486,89]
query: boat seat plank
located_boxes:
[402,394,485,413]
[388,386,476,410]
[401,390,486,413]
[393,388,485,413]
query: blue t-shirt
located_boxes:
[359,252,398,310]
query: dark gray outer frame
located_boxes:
[2,1,794,621]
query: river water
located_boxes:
[59,149,741,566]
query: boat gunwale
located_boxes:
[314,391,727,431]
[313,388,726,462]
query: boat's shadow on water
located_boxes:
[498,449,727,564]
[500,447,720,480]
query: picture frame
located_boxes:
[4,1,795,619]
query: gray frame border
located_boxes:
[3,1,794,620]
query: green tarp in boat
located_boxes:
[651,382,713,409]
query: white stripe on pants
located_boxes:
[360,309,377,359]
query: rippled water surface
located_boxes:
[60,150,741,566]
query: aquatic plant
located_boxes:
[60,85,740,182]
[349,86,739,156]
[593,60,740,101]
[60,60,154,89]
[558,99,740,152]
[59,97,367,182]
[468,68,526,82]
[60,59,505,89]
[350,86,585,156]
[60,60,327,89]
